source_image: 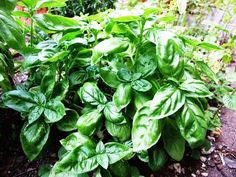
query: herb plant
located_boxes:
[1,7,235,176]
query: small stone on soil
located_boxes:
[201,172,208,176]
[200,156,207,162]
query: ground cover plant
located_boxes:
[0,1,236,177]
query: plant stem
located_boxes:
[134,18,146,62]
[30,10,34,47]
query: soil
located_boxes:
[0,107,235,177]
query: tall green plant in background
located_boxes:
[53,0,115,17]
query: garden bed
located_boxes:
[1,108,236,177]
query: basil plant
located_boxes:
[2,7,234,176]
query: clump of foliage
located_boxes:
[1,1,236,176]
[53,0,115,17]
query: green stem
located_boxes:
[134,18,146,62]
[30,10,34,47]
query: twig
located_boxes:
[15,168,37,177]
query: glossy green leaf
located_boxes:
[147,30,184,78]
[40,66,56,98]
[60,132,95,151]
[105,120,131,142]
[148,148,167,171]
[180,79,213,98]
[104,102,126,124]
[109,161,131,177]
[132,104,164,152]
[3,90,37,112]
[131,79,152,92]
[117,68,132,82]
[222,94,236,110]
[113,84,132,111]
[35,0,67,10]
[69,70,88,86]
[44,99,66,123]
[78,82,107,106]
[52,142,132,175]
[134,42,157,78]
[150,85,185,119]
[0,0,17,12]
[92,38,129,64]
[28,106,44,124]
[104,142,133,164]
[100,67,121,88]
[177,100,207,148]
[77,109,102,136]
[53,78,69,101]
[196,61,219,84]
[163,119,185,161]
[53,145,99,174]
[33,13,80,32]
[20,119,50,160]
[56,109,79,132]
[0,10,25,51]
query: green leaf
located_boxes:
[78,82,107,106]
[150,85,185,119]
[92,38,129,64]
[33,13,81,32]
[148,148,167,171]
[197,42,222,50]
[222,94,236,110]
[196,61,219,84]
[77,109,102,136]
[56,109,79,132]
[180,35,222,50]
[134,42,157,78]
[113,84,132,110]
[147,30,184,78]
[100,67,121,88]
[105,120,131,142]
[0,0,17,12]
[44,99,66,123]
[21,0,37,8]
[38,164,52,177]
[104,102,126,124]
[177,100,207,148]
[60,132,95,151]
[132,104,164,152]
[53,78,69,101]
[104,142,133,164]
[28,106,44,124]
[117,68,132,82]
[180,79,213,98]
[12,10,30,18]
[3,90,37,112]
[131,79,152,92]
[109,161,131,177]
[0,73,4,82]
[0,10,25,52]
[163,119,185,161]
[40,66,56,98]
[69,70,88,86]
[35,0,67,10]
[20,119,50,160]
[52,142,132,175]
[53,145,99,174]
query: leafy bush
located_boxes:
[53,0,115,17]
[1,4,236,177]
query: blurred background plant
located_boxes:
[52,0,115,17]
